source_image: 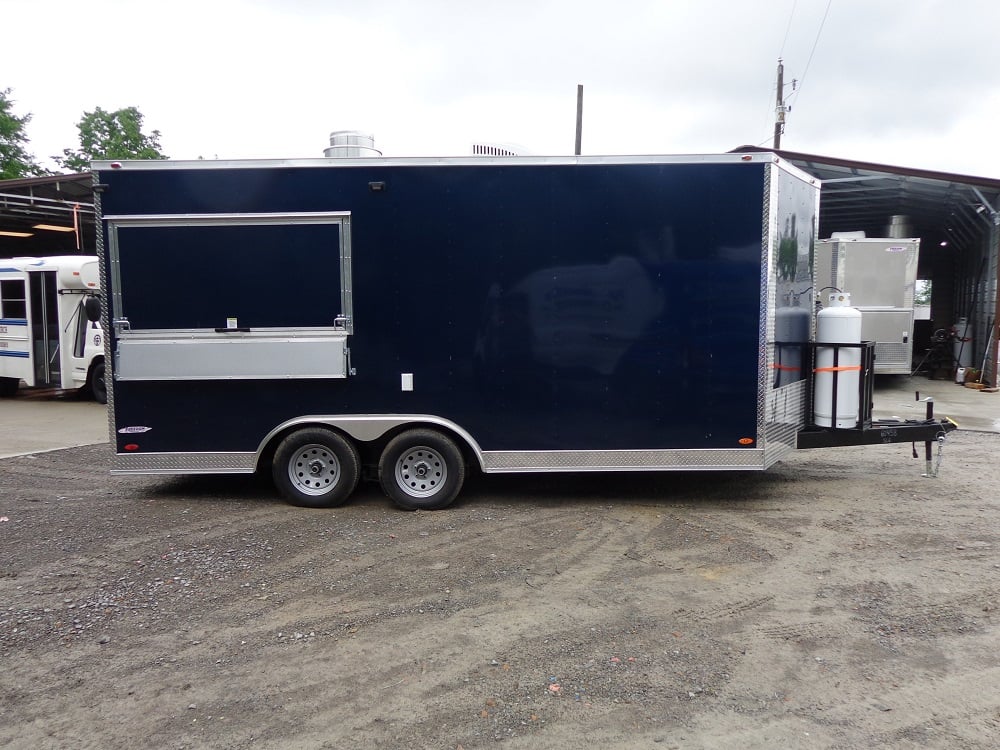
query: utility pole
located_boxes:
[575,85,583,156]
[773,59,786,149]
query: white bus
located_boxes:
[0,256,105,402]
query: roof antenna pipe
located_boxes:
[575,85,583,156]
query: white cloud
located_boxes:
[3,0,1000,176]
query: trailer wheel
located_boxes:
[88,360,107,404]
[379,429,465,510]
[273,428,360,508]
[0,377,18,398]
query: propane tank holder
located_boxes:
[796,339,958,450]
[804,340,875,430]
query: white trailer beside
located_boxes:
[0,255,106,402]
[815,236,920,375]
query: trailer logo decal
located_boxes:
[118,426,152,434]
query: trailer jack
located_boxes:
[795,342,959,476]
[919,433,948,478]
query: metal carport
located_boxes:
[735,146,1000,386]
[0,172,96,257]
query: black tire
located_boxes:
[272,428,360,508]
[89,360,107,404]
[379,429,465,510]
[0,377,18,398]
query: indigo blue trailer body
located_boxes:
[94,154,953,508]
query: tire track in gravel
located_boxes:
[3,434,999,749]
[89,502,722,746]
[4,487,701,748]
[814,665,1000,749]
[233,509,785,746]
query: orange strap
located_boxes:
[771,364,799,371]
[814,365,862,373]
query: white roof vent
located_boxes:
[324,131,381,158]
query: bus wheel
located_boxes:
[88,361,107,404]
[273,428,360,508]
[0,377,18,397]
[379,429,465,510]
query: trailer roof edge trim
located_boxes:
[91,152,813,178]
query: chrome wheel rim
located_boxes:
[394,446,447,498]
[287,443,341,496]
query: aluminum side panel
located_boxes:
[763,161,820,467]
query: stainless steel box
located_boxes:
[815,237,920,374]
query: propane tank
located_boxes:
[814,292,863,428]
[953,317,973,368]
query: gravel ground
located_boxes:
[1,432,999,749]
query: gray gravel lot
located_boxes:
[1,431,999,749]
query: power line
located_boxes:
[788,0,833,107]
[779,0,798,59]
[763,1,799,148]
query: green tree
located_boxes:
[915,279,932,306]
[0,88,47,179]
[56,106,167,172]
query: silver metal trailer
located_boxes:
[815,236,920,374]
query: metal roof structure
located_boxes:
[732,145,1000,262]
[0,172,96,257]
[733,145,1000,385]
[6,153,999,265]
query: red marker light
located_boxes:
[124,443,139,451]
[110,162,122,169]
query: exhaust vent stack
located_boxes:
[885,214,913,238]
[324,131,381,158]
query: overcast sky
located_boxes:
[3,0,999,177]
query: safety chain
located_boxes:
[933,432,946,476]
[922,432,947,478]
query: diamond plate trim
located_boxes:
[92,180,118,451]
[482,449,766,472]
[112,452,256,474]
[763,380,808,466]
[759,162,776,449]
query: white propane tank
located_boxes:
[814,292,863,428]
[953,318,973,368]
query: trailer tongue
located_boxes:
[795,339,957,476]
